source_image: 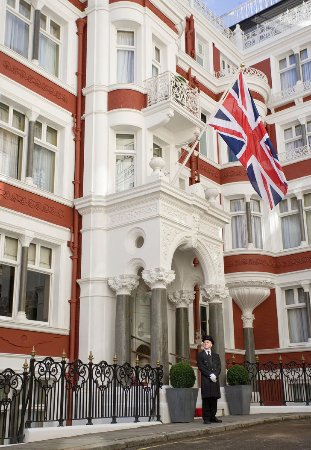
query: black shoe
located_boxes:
[203,420,211,424]
[210,417,222,423]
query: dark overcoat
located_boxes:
[196,350,221,399]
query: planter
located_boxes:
[166,388,198,422]
[225,385,252,415]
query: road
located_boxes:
[128,418,311,450]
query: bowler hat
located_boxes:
[202,335,214,345]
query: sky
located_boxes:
[205,0,246,16]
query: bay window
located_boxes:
[117,30,135,83]
[26,243,52,322]
[284,124,303,152]
[0,234,18,318]
[279,197,302,249]
[285,288,308,343]
[5,0,31,58]
[33,120,57,192]
[39,13,61,77]
[0,102,24,180]
[279,54,297,90]
[115,133,135,192]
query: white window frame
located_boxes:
[5,0,33,59]
[220,54,237,76]
[283,123,303,152]
[279,196,302,249]
[284,287,309,344]
[195,34,208,68]
[279,53,297,90]
[0,100,26,181]
[26,242,53,324]
[300,46,311,82]
[39,11,61,77]
[116,29,135,84]
[229,197,263,250]
[34,119,58,193]
[152,43,161,78]
[115,132,136,193]
[0,232,20,320]
[303,192,311,244]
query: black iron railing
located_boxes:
[0,354,163,446]
[227,358,311,406]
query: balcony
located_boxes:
[278,144,311,164]
[269,80,311,108]
[214,66,268,85]
[144,72,202,144]
[243,0,311,49]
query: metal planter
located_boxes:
[166,388,199,422]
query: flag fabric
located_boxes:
[208,71,288,209]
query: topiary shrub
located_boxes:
[226,364,249,386]
[169,362,196,388]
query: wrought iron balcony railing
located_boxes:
[214,66,269,85]
[278,144,311,163]
[269,80,311,106]
[144,71,200,119]
[243,0,311,49]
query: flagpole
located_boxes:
[170,66,243,187]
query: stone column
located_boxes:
[16,233,34,321]
[227,280,273,363]
[202,284,228,387]
[32,0,45,63]
[108,274,139,364]
[301,281,311,342]
[142,268,175,384]
[26,109,40,184]
[168,290,195,361]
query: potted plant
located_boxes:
[166,362,198,422]
[225,364,252,415]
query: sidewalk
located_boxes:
[6,413,311,450]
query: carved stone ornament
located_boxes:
[142,267,175,289]
[108,274,139,296]
[241,312,255,328]
[168,290,195,308]
[202,284,229,304]
[227,280,273,318]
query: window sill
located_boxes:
[0,174,73,207]
[0,317,69,335]
[0,44,76,95]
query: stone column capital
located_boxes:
[108,274,139,296]
[142,267,175,289]
[300,281,311,293]
[202,284,229,304]
[32,0,45,9]
[19,232,34,248]
[227,280,273,316]
[241,311,255,328]
[168,290,195,308]
[26,108,40,122]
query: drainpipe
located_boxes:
[68,17,86,363]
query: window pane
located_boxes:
[280,68,297,90]
[40,13,46,30]
[279,58,286,70]
[28,243,36,265]
[289,54,296,65]
[307,121,311,133]
[4,236,18,260]
[251,199,260,212]
[284,128,293,140]
[0,264,15,317]
[40,246,52,269]
[230,199,245,212]
[117,30,134,46]
[304,193,311,207]
[0,128,21,179]
[306,210,311,244]
[19,0,31,19]
[115,154,134,192]
[252,215,263,249]
[279,199,288,213]
[12,110,25,131]
[200,305,207,337]
[231,215,247,248]
[288,308,308,343]
[5,11,29,57]
[7,0,15,7]
[117,49,134,83]
[25,270,50,322]
[285,289,295,305]
[116,134,134,151]
[152,64,159,77]
[302,61,311,82]
[34,121,42,139]
[290,197,298,210]
[153,143,162,158]
[39,34,59,76]
[50,20,60,39]
[300,49,308,60]
[200,131,207,157]
[0,103,9,123]
[154,46,160,62]
[295,125,302,136]
[298,288,305,304]
[281,214,302,249]
[46,126,57,146]
[33,145,55,192]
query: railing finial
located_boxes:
[31,346,36,358]
[23,359,29,371]
[156,360,160,367]
[88,351,94,362]
[113,354,118,364]
[302,353,305,362]
[136,354,139,365]
[278,354,283,363]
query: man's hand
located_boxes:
[210,373,217,383]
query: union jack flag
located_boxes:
[208,71,288,209]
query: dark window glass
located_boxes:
[200,305,207,338]
[26,270,50,322]
[0,264,15,317]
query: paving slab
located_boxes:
[4,413,311,450]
